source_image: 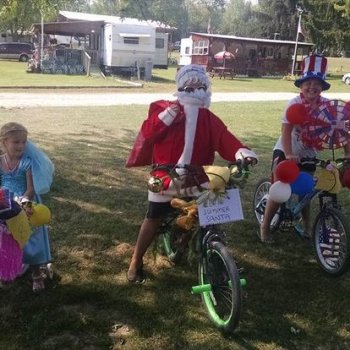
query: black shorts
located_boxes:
[271,149,316,173]
[146,201,172,219]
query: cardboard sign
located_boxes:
[197,189,244,226]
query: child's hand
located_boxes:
[167,103,180,117]
[285,154,299,162]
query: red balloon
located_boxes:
[275,160,300,183]
[286,104,308,125]
[341,168,350,188]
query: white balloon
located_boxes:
[269,181,292,203]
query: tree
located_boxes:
[301,0,350,55]
[253,0,299,40]
[220,0,260,37]
[0,0,89,41]
[333,0,350,18]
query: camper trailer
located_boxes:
[179,37,193,66]
[101,23,156,75]
[154,32,168,69]
[31,11,174,76]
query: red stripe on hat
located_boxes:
[320,56,327,75]
[308,55,315,72]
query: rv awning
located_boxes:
[119,33,151,38]
[31,21,104,36]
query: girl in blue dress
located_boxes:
[0,122,54,292]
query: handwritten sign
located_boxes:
[197,189,244,226]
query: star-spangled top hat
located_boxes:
[294,54,330,91]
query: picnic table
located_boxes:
[210,67,235,79]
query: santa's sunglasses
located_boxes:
[178,85,207,93]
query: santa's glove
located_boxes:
[235,148,258,166]
[159,103,180,125]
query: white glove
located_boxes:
[159,103,180,126]
[235,148,258,164]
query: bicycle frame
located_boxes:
[160,161,253,333]
[191,225,246,294]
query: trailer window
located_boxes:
[156,38,164,49]
[193,40,209,55]
[124,37,139,45]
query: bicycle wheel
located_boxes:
[199,240,241,333]
[162,217,186,264]
[253,178,281,231]
[313,207,350,277]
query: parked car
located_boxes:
[0,42,34,62]
[342,73,350,85]
[172,41,181,51]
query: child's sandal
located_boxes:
[32,274,45,293]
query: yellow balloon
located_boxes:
[29,203,51,227]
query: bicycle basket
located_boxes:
[314,166,341,193]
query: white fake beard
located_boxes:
[176,88,211,108]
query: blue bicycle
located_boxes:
[253,158,350,277]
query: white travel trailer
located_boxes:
[101,22,156,74]
[32,11,174,76]
[179,37,193,66]
[154,32,169,69]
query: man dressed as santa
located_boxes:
[126,64,257,283]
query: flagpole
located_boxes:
[291,7,303,76]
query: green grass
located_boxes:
[1,102,350,350]
[2,57,350,93]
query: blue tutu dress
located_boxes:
[0,141,54,265]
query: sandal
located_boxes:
[32,273,45,293]
[257,230,275,244]
[127,265,146,285]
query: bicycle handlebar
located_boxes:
[299,157,350,168]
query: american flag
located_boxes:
[319,226,341,267]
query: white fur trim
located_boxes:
[235,148,258,160]
[177,105,198,164]
[148,182,210,202]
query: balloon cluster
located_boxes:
[269,160,314,203]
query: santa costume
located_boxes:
[126,64,256,202]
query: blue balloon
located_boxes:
[290,172,314,197]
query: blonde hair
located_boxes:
[0,122,28,141]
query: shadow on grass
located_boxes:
[1,121,350,350]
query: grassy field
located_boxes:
[2,56,350,93]
[1,101,350,350]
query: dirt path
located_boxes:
[1,92,350,107]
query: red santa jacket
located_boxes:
[126,100,248,168]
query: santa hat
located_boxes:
[294,54,330,91]
[176,64,210,90]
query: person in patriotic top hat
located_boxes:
[126,64,258,283]
[294,53,330,91]
[259,54,350,243]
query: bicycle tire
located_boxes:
[199,240,241,333]
[313,207,350,277]
[162,218,185,264]
[252,178,281,232]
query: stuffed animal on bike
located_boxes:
[171,198,198,230]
